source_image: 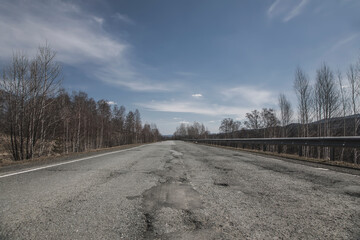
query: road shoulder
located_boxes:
[196,142,360,176]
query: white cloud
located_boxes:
[95,63,171,91]
[0,0,168,92]
[0,1,124,64]
[107,101,117,105]
[267,0,281,17]
[330,34,359,52]
[221,85,277,107]
[283,0,309,22]
[93,16,104,25]
[267,0,308,22]
[113,13,135,25]
[192,93,203,98]
[137,100,250,117]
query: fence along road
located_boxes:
[0,141,359,239]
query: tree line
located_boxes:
[0,44,161,161]
[173,122,209,139]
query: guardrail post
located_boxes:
[263,144,266,151]
[277,145,281,154]
[298,146,303,157]
[330,147,335,161]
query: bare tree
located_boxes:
[36,44,62,156]
[316,63,339,137]
[125,111,135,144]
[337,71,348,136]
[134,109,142,143]
[294,67,312,138]
[97,99,111,148]
[174,122,209,139]
[0,45,61,160]
[278,93,293,137]
[337,70,348,161]
[150,123,161,142]
[1,52,29,160]
[112,105,126,145]
[347,64,360,133]
[261,108,279,138]
[347,63,360,163]
[244,110,262,130]
[315,63,339,160]
[219,118,241,137]
[174,123,187,138]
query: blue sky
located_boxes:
[0,0,359,134]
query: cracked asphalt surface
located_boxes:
[0,141,359,239]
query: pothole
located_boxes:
[233,154,244,157]
[183,209,203,230]
[142,182,203,212]
[126,195,140,200]
[142,181,204,238]
[214,182,229,187]
[344,185,360,198]
[106,170,127,180]
[214,166,233,171]
[144,213,155,233]
[170,150,183,158]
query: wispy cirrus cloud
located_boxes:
[330,34,359,52]
[283,0,309,22]
[0,0,168,92]
[267,0,281,17]
[137,100,250,117]
[0,0,124,63]
[221,85,277,107]
[112,12,135,25]
[267,0,309,22]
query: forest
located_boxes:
[0,45,161,161]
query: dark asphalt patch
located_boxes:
[214,182,229,187]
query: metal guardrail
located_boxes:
[191,137,360,148]
[186,137,360,161]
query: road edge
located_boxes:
[0,143,152,178]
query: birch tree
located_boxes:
[278,93,293,137]
[347,63,360,163]
[315,63,339,137]
[294,67,312,138]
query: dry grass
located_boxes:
[0,143,146,168]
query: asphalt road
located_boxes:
[0,141,359,239]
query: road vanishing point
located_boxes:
[0,141,359,239]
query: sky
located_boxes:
[0,0,359,135]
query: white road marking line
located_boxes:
[314,168,329,171]
[0,145,145,179]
